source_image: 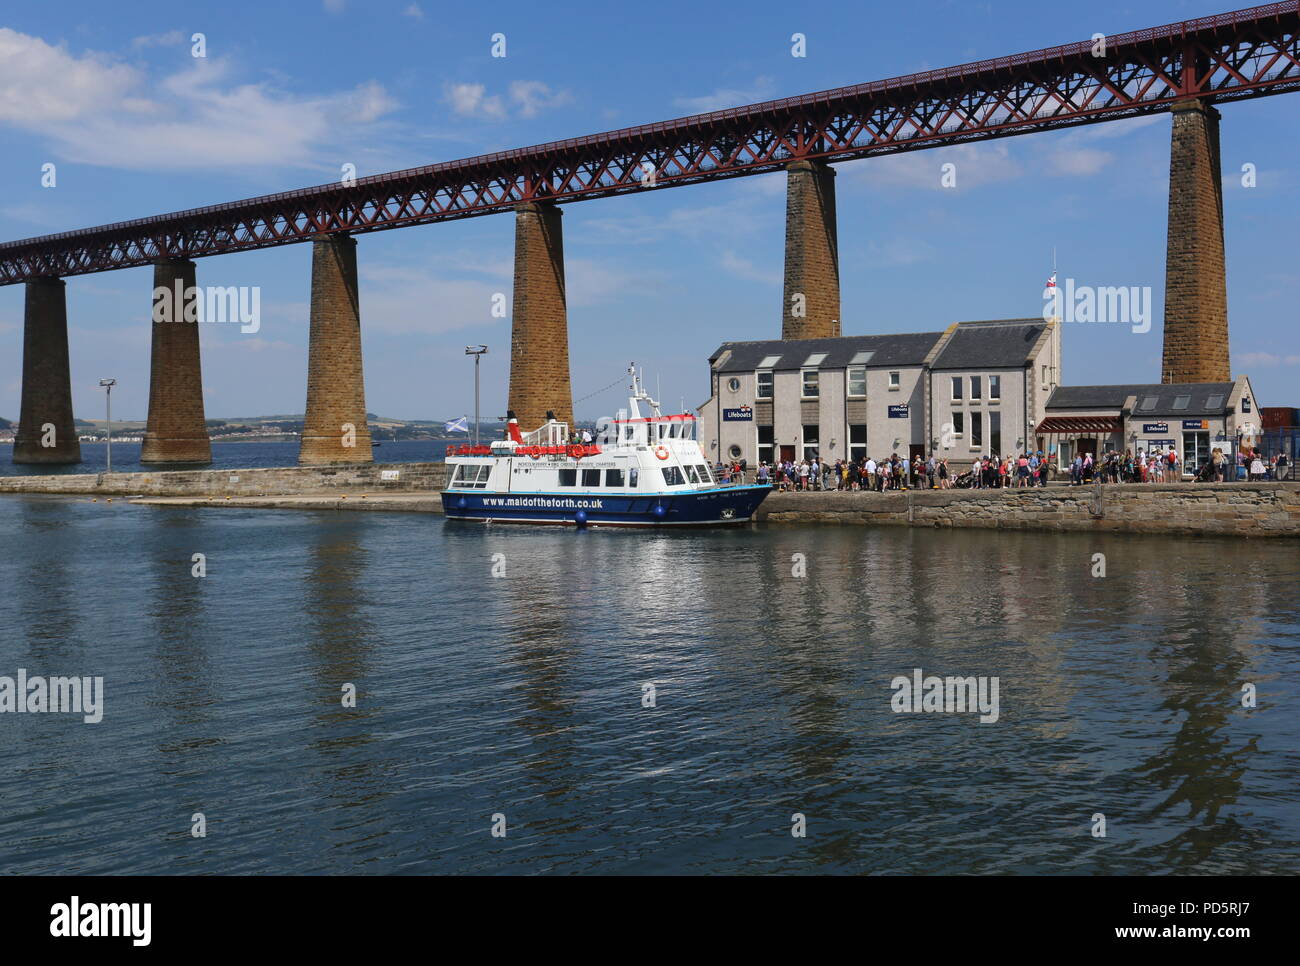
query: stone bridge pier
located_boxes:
[782,159,840,340]
[13,276,80,464]
[507,201,573,431]
[142,258,211,463]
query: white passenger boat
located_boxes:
[442,367,771,526]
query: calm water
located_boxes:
[0,495,1297,875]
[0,440,453,476]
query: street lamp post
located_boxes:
[98,379,117,473]
[464,345,488,445]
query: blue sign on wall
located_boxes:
[722,407,753,421]
[1142,422,1169,433]
[887,405,909,418]
[1183,419,1208,429]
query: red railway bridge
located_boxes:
[3,2,1298,464]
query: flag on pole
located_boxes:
[445,416,469,433]
[1045,272,1057,289]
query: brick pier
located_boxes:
[508,201,573,431]
[142,259,211,463]
[13,277,80,465]
[300,234,372,465]
[782,160,840,340]
[1162,99,1229,384]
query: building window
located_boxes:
[888,371,900,390]
[989,374,1001,400]
[803,352,828,367]
[990,411,1002,455]
[849,423,866,461]
[757,425,774,465]
[756,371,773,399]
[727,377,741,393]
[952,412,964,437]
[971,412,983,449]
[1139,396,1158,411]
[951,376,963,401]
[802,370,819,398]
[847,366,867,397]
[970,375,982,400]
[1206,394,1224,409]
[802,423,820,460]
[728,444,742,459]
[1172,394,1190,410]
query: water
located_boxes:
[0,495,1297,875]
[0,440,454,476]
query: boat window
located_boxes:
[473,464,491,488]
[452,464,470,484]
[628,468,639,487]
[605,468,624,487]
[696,464,712,483]
[684,465,700,484]
[661,466,685,486]
[558,469,577,487]
[581,469,601,486]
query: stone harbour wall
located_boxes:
[0,461,449,497]
[757,483,1300,537]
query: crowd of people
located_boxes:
[715,446,1292,489]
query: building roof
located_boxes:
[1046,382,1236,416]
[709,331,944,372]
[928,319,1048,370]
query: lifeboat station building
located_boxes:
[1036,376,1261,472]
[698,318,1061,469]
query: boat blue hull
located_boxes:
[441,484,771,526]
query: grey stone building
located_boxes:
[698,319,1060,468]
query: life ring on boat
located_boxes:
[654,445,669,460]
[568,444,582,459]
[527,446,540,459]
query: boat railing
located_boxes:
[523,421,569,446]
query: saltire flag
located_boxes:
[1045,272,1057,289]
[445,416,469,433]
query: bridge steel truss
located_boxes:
[1,2,1298,284]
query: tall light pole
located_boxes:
[98,378,117,473]
[464,345,488,445]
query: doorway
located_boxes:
[779,444,795,463]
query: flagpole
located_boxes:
[465,345,488,445]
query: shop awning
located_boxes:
[1035,416,1123,434]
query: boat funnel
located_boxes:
[505,410,524,444]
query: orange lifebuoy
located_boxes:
[654,445,669,461]
[568,444,582,459]
[528,446,540,459]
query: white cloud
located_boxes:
[445,80,572,121]
[404,3,424,18]
[131,31,186,49]
[673,77,774,114]
[719,250,778,284]
[509,81,571,118]
[0,28,397,172]
[847,142,1022,191]
[1237,351,1300,367]
[445,83,506,120]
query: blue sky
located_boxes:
[1,0,1296,423]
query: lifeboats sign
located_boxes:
[1142,422,1169,433]
[887,405,909,418]
[723,407,753,421]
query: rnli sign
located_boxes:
[887,405,909,418]
[1183,419,1209,429]
[1142,422,1169,433]
[723,407,753,421]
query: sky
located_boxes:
[1,0,1297,424]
